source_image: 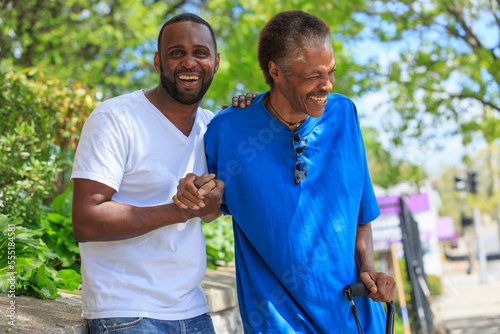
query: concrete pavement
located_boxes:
[433,259,500,334]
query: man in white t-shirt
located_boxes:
[71,13,236,334]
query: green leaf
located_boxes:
[55,269,81,291]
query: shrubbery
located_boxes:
[0,69,94,298]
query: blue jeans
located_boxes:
[88,314,216,334]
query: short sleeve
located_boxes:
[204,120,230,216]
[71,110,129,192]
[356,125,380,225]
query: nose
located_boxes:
[181,54,197,70]
[319,75,333,92]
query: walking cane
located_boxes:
[343,283,395,334]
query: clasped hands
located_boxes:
[173,173,223,217]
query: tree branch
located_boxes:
[492,0,500,35]
[448,92,500,113]
[443,1,485,49]
[164,0,188,16]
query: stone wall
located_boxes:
[0,267,242,333]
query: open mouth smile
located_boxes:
[178,75,200,81]
[310,96,327,104]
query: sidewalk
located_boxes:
[433,259,500,333]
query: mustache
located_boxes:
[175,69,202,76]
[308,91,329,97]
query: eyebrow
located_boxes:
[166,44,210,52]
[307,64,337,76]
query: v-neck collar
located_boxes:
[140,90,201,143]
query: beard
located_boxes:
[159,62,214,105]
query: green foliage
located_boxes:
[392,312,405,334]
[363,126,425,189]
[0,0,180,98]
[0,70,59,223]
[202,216,235,269]
[426,274,442,296]
[202,0,373,111]
[361,0,499,152]
[39,188,80,272]
[394,258,419,330]
[0,214,81,299]
[0,69,95,223]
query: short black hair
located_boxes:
[258,11,331,88]
[158,13,217,54]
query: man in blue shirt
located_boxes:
[174,10,395,333]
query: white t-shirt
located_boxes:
[71,90,213,320]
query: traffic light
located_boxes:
[467,171,478,194]
[454,175,467,192]
[454,171,478,194]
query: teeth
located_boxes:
[178,75,199,80]
[311,96,326,103]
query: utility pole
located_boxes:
[454,170,488,283]
[487,145,500,259]
[467,171,488,284]
[473,206,488,283]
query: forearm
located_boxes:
[355,222,376,273]
[73,200,195,242]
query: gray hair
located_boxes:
[258,11,331,87]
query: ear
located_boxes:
[213,52,220,75]
[268,61,282,83]
[154,51,161,74]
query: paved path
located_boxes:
[434,259,500,334]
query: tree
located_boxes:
[363,126,425,189]
[357,0,500,238]
[358,0,499,147]
[200,0,375,110]
[0,0,188,99]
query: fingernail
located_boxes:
[193,205,199,210]
[199,202,205,208]
[199,189,206,196]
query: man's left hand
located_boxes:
[359,271,396,303]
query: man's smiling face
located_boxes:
[278,43,335,118]
[156,21,220,105]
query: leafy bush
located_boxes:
[0,68,91,299]
[203,216,235,269]
[39,188,80,272]
[0,214,81,299]
[0,68,95,223]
